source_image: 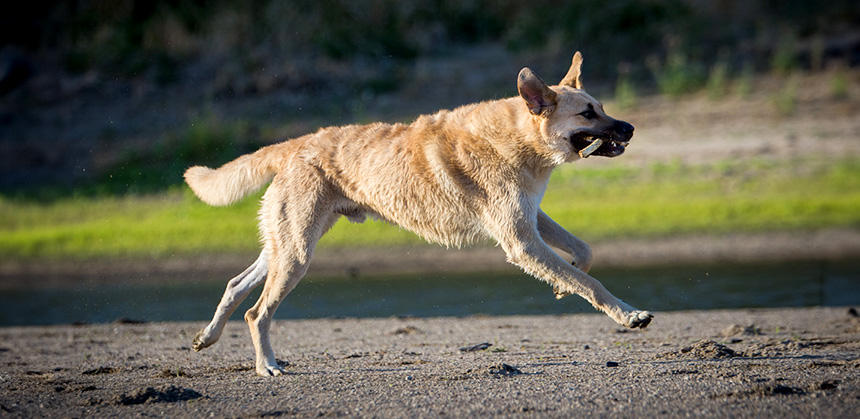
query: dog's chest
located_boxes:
[522,168,552,209]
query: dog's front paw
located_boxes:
[624,310,653,329]
[256,361,287,377]
[192,329,214,352]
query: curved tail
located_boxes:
[184,146,279,206]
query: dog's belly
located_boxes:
[388,204,486,248]
[339,195,486,248]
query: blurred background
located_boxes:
[1,0,858,325]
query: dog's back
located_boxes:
[187,98,547,247]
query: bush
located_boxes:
[830,68,849,100]
[98,115,261,194]
[771,34,797,76]
[772,78,798,116]
[706,61,729,100]
[649,51,706,98]
[614,75,638,109]
[734,63,754,98]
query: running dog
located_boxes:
[185,51,652,376]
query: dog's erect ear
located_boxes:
[559,51,583,89]
[518,67,557,117]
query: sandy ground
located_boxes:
[0,307,858,417]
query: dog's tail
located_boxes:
[184,146,281,206]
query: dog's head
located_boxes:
[517,51,634,163]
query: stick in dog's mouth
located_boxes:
[577,137,604,158]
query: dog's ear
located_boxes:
[518,67,557,117]
[559,51,583,89]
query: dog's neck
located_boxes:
[458,97,564,172]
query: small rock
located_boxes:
[721,324,762,337]
[817,379,839,391]
[113,318,147,325]
[848,307,858,317]
[392,326,421,335]
[753,384,805,396]
[82,367,118,375]
[459,342,492,352]
[344,353,366,359]
[155,368,190,378]
[606,361,619,367]
[488,363,522,377]
[114,385,203,405]
[657,340,740,360]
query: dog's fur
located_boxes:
[185,52,652,376]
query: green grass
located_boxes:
[1,159,858,261]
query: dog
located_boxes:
[184,51,652,376]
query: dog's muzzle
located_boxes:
[570,120,634,158]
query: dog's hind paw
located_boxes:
[625,310,653,329]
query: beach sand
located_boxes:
[1,307,858,417]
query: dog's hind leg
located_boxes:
[192,249,269,351]
[244,169,340,377]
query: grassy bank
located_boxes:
[1,158,858,261]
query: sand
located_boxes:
[1,307,858,417]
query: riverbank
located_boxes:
[0,307,857,417]
[2,228,858,289]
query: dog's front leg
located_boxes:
[490,217,652,328]
[537,210,593,272]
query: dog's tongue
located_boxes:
[578,138,603,158]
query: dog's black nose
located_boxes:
[616,120,634,135]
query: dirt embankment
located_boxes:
[2,228,858,289]
[0,307,858,417]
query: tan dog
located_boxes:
[185,51,652,376]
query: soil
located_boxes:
[0,307,857,417]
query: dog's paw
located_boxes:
[191,329,215,352]
[624,310,653,329]
[256,363,286,377]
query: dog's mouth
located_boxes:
[569,131,629,158]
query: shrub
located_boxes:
[830,68,849,100]
[734,63,754,98]
[771,35,797,76]
[772,78,798,116]
[614,75,638,109]
[706,61,729,100]
[649,51,706,98]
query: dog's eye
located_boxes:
[578,109,597,119]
